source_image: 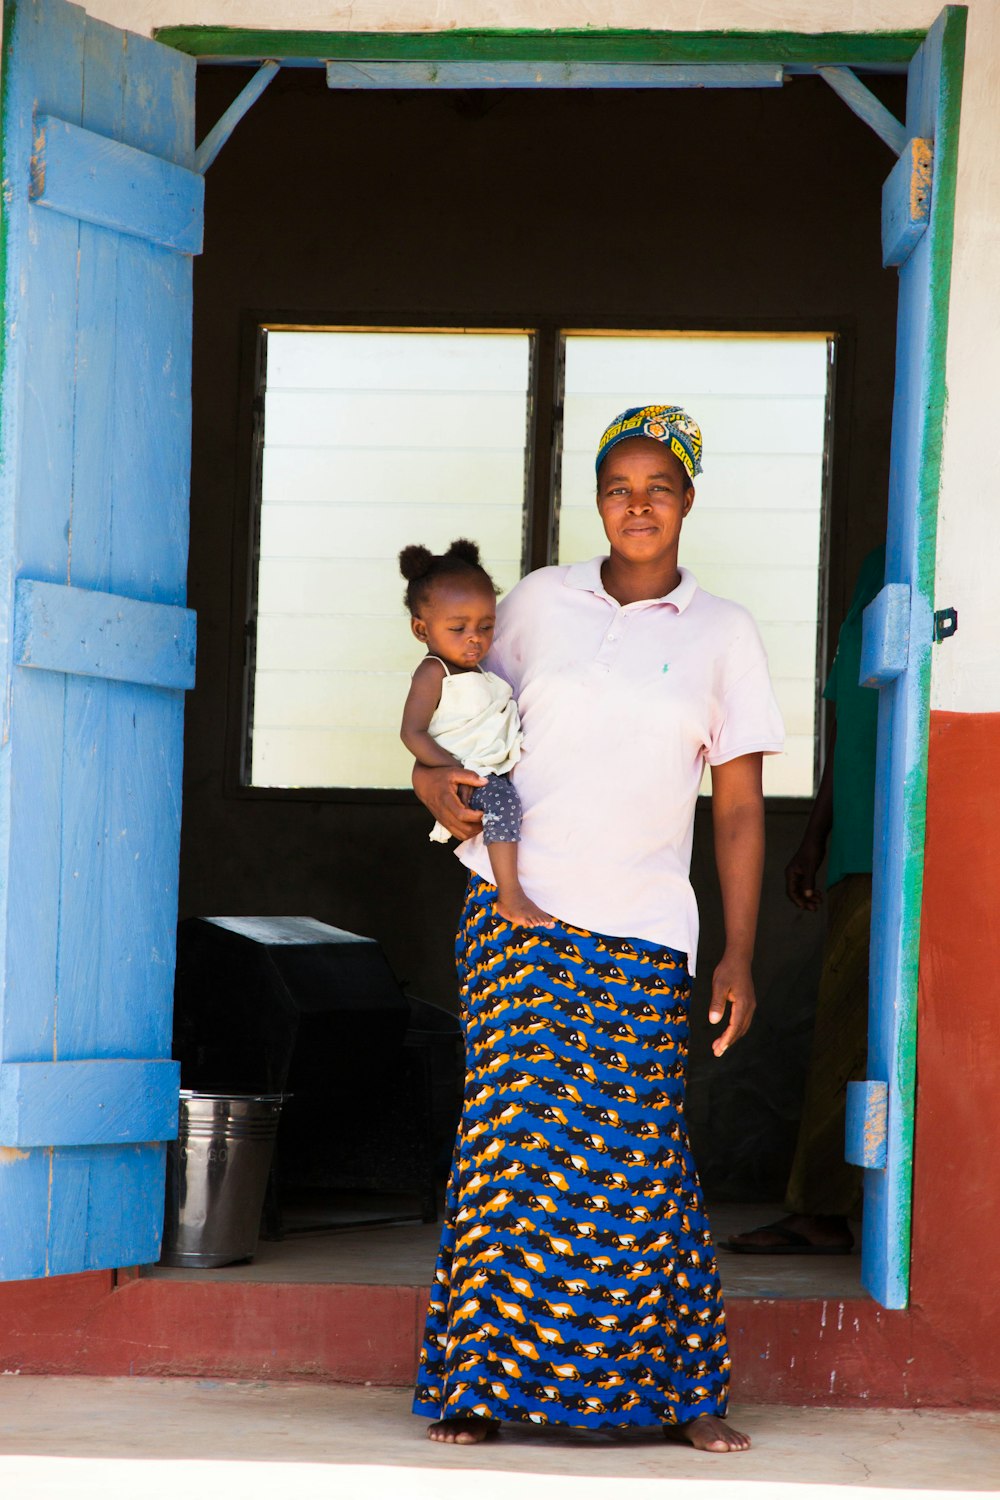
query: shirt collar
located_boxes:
[564,556,699,614]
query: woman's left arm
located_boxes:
[708,752,765,1057]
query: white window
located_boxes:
[247,327,830,796]
[250,329,532,789]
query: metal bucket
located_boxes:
[159,1091,285,1269]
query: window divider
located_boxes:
[523,323,561,572]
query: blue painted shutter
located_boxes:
[0,0,200,1278]
[846,8,963,1309]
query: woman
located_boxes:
[411,405,784,1453]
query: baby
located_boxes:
[399,538,551,929]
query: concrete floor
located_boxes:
[148,1201,864,1301]
[0,1378,996,1500]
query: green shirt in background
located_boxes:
[823,543,885,889]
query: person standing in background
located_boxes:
[725,544,884,1255]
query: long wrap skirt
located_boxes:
[413,877,730,1431]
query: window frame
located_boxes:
[227,307,846,805]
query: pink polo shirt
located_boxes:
[457,559,784,973]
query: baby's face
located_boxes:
[412,580,497,670]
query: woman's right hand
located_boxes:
[412,763,486,842]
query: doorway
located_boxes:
[179,63,902,1294]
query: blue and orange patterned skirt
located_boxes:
[413,876,730,1431]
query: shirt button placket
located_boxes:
[597,610,624,669]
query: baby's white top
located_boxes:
[424,658,522,777]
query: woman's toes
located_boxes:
[671,1415,751,1452]
[426,1417,498,1445]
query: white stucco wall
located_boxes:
[59,1,1000,713]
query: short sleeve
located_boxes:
[483,580,525,693]
[705,654,785,766]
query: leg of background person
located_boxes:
[724,874,871,1253]
[784,873,871,1220]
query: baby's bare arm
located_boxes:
[401,659,462,769]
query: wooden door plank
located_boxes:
[53,15,124,1070]
[84,1143,168,1269]
[0,1147,50,1280]
[0,0,89,1281]
[45,1151,90,1276]
[3,0,86,1073]
[83,32,197,1248]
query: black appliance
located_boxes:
[172,915,462,1231]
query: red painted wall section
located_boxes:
[910,710,1000,1385]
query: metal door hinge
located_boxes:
[933,606,958,642]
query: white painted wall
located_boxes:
[71,0,1000,713]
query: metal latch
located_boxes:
[933,606,958,643]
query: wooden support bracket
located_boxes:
[845,1080,889,1169]
[817,66,907,155]
[860,583,911,688]
[30,115,204,254]
[14,579,197,690]
[0,1060,180,1147]
[883,137,934,267]
[195,60,280,173]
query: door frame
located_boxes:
[157,15,966,1308]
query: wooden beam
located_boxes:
[30,115,204,254]
[817,66,907,154]
[14,580,197,691]
[883,138,934,268]
[195,59,280,173]
[154,27,925,69]
[325,59,783,89]
[0,1060,180,1147]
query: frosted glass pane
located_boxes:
[559,334,830,797]
[251,329,531,788]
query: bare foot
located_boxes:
[495,890,554,928]
[723,1213,853,1254]
[427,1417,500,1444]
[665,1414,751,1452]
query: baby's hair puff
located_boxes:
[399,537,500,616]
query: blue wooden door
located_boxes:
[847,7,964,1308]
[0,0,200,1279]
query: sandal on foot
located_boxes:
[722,1221,853,1255]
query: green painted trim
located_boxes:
[154,25,924,68]
[894,3,967,1300]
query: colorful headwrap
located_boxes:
[595,404,703,481]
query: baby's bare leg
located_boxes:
[489,842,553,928]
[473,774,552,928]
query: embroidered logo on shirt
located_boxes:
[662,664,670,673]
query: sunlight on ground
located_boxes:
[0,1457,985,1500]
